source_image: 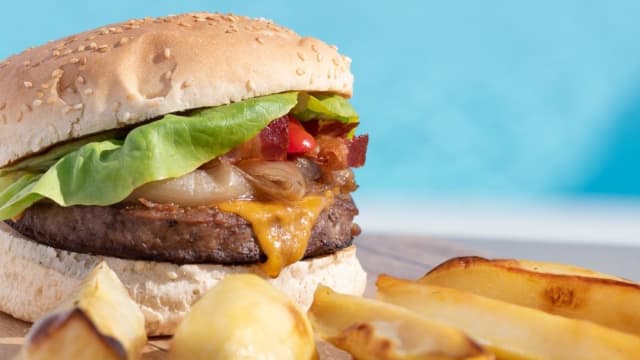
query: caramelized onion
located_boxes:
[324,168,357,192]
[295,157,322,182]
[238,160,306,201]
[128,162,253,206]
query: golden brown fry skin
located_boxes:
[377,275,640,360]
[18,308,126,360]
[421,256,640,335]
[169,274,316,360]
[16,262,146,360]
[309,285,492,360]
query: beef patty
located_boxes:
[7,194,360,264]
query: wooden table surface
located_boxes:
[0,234,478,359]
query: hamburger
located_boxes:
[0,12,367,335]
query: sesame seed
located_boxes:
[32,99,43,107]
[311,44,319,53]
[332,57,340,66]
[181,80,192,89]
[78,45,86,52]
[62,49,72,56]
[88,35,97,40]
[255,37,264,44]
[98,45,109,53]
[195,17,207,22]
[179,22,192,28]
[51,69,63,78]
[72,103,83,110]
[46,97,56,105]
[297,52,305,61]
[84,88,94,95]
[69,57,80,64]
[118,37,129,46]
[108,27,118,32]
[63,105,72,113]
[245,79,255,91]
[89,42,98,50]
[23,60,31,67]
[36,91,44,98]
[23,81,33,88]
[167,271,178,280]
[296,68,306,76]
[76,75,85,85]
[163,48,171,58]
[52,50,61,57]
[41,83,50,89]
[122,112,131,121]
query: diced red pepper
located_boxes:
[288,117,317,154]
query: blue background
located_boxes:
[2,1,639,202]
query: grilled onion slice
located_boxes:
[129,162,253,206]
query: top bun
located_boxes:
[0,12,354,167]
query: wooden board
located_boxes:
[0,234,478,359]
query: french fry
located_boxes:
[169,274,315,360]
[377,275,640,360]
[309,285,492,360]
[17,262,146,360]
[420,256,640,335]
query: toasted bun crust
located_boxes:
[0,222,366,336]
[0,12,353,167]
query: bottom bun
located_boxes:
[0,222,367,335]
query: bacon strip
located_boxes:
[219,116,288,162]
[259,116,288,160]
[346,135,368,168]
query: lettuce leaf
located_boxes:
[0,92,298,220]
[0,131,122,176]
[292,93,359,123]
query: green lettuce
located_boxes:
[0,92,359,221]
[292,93,359,123]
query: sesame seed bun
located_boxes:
[0,221,366,335]
[0,12,353,167]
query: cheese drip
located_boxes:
[218,192,333,277]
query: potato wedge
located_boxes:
[17,262,146,360]
[309,285,492,360]
[169,274,315,360]
[420,256,640,335]
[377,275,640,360]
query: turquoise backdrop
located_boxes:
[2,1,639,202]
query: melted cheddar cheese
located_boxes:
[218,192,334,277]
